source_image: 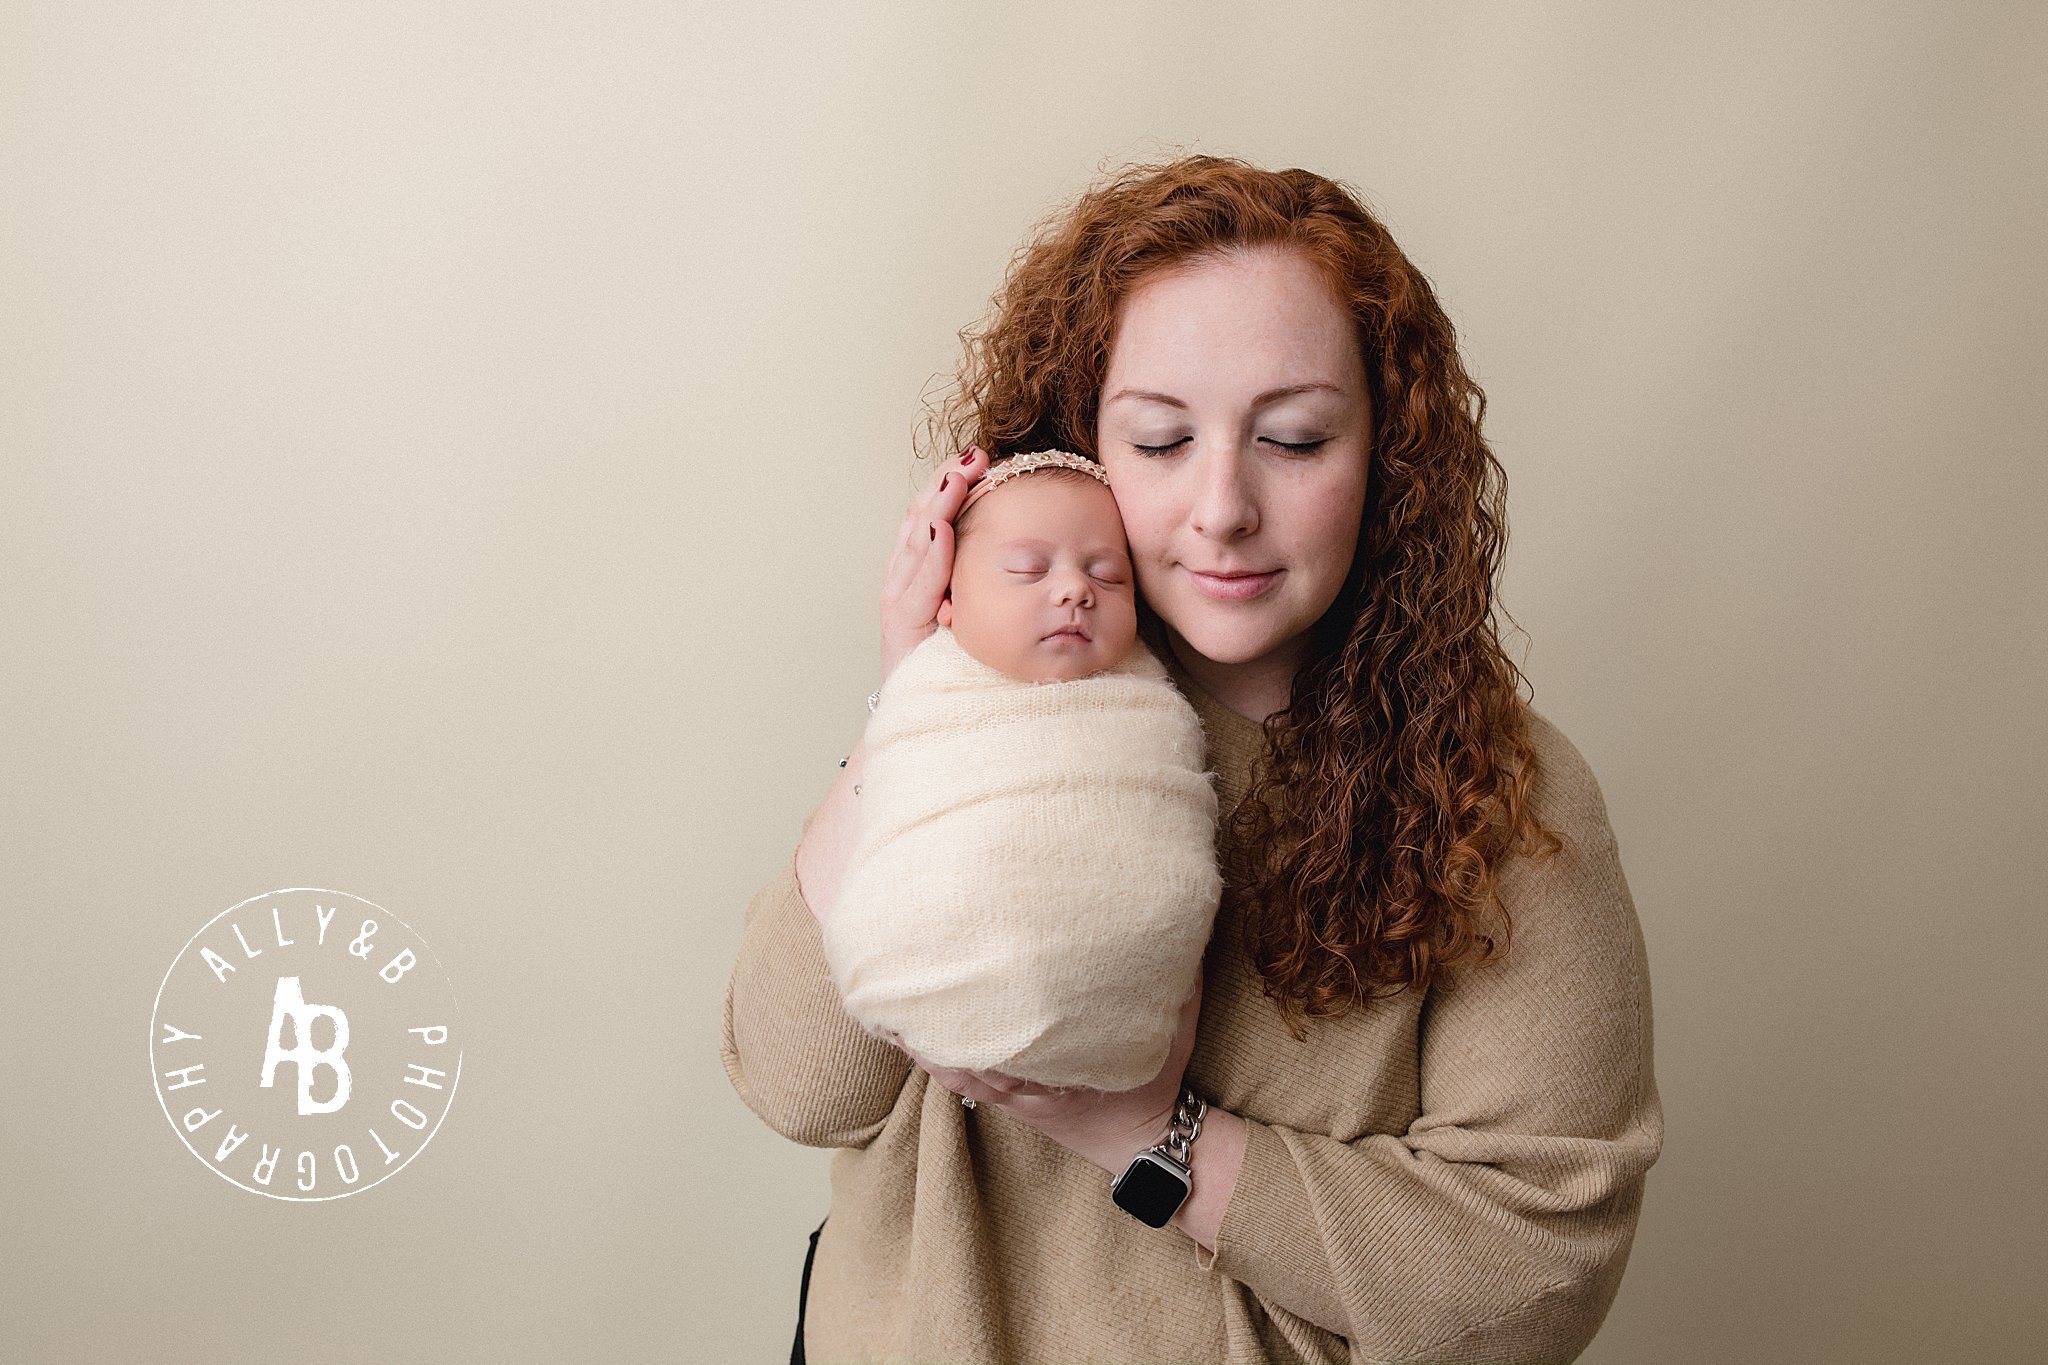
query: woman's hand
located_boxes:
[880,445,986,686]
[889,972,1205,1176]
[795,445,989,925]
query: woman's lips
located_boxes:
[1185,566,1282,601]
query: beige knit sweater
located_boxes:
[721,656,1662,1364]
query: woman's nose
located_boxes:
[1190,443,1259,540]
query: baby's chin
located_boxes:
[1020,635,1138,684]
[954,638,1133,684]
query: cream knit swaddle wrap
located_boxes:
[820,625,1223,1091]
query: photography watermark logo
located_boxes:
[150,887,463,1200]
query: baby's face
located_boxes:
[937,473,1139,683]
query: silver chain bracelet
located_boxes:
[1160,1084,1207,1166]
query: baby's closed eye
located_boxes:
[1006,568,1126,584]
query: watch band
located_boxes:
[1109,1084,1207,1227]
[1158,1084,1207,1168]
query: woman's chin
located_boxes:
[1165,614,1299,670]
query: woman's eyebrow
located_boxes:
[1104,381,1345,409]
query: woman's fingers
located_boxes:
[974,1069,1029,1095]
[987,1073,1068,1098]
[929,444,986,518]
[879,447,985,676]
[902,1047,986,1103]
[882,447,981,593]
[898,1037,1063,1104]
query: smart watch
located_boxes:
[1110,1084,1207,1228]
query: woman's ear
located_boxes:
[935,591,953,627]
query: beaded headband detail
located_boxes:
[959,449,1110,513]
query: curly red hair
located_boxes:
[917,153,1564,1039]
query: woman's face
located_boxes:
[1095,245,1372,687]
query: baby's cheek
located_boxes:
[1107,594,1140,632]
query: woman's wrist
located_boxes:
[793,670,886,922]
[1078,1093,1247,1256]
[1074,1096,1183,1179]
[1166,1105,1248,1255]
[795,735,865,924]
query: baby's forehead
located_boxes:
[965,473,1128,547]
[989,530,1130,557]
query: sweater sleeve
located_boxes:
[719,842,914,1148]
[1204,729,1663,1364]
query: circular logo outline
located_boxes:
[150,886,464,1201]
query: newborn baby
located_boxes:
[820,450,1224,1092]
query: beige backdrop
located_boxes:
[5,3,2043,1361]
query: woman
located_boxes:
[721,154,1662,1364]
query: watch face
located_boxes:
[1111,1153,1189,1228]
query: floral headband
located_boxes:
[959,449,1111,514]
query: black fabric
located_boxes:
[791,1216,827,1365]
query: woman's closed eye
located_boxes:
[1129,436,1330,455]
